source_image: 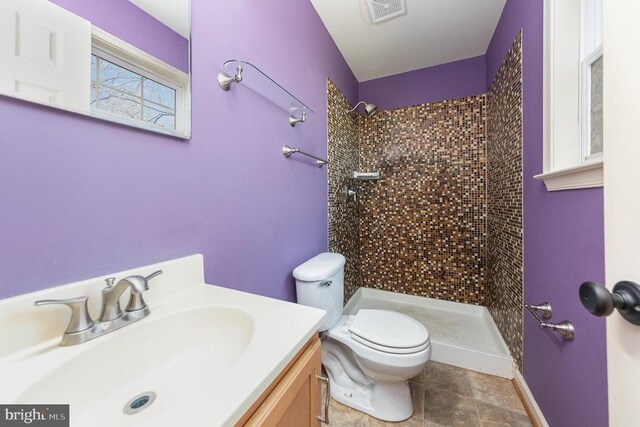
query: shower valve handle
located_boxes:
[344,186,357,202]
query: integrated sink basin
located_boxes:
[18,307,254,425]
[0,255,325,426]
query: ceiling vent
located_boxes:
[366,0,407,24]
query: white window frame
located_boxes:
[90,26,190,138]
[580,45,603,164]
[536,0,603,191]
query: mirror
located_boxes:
[0,0,191,139]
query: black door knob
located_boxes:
[579,281,619,316]
[579,280,640,325]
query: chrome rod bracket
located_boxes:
[289,110,307,127]
[282,145,298,158]
[217,64,243,91]
[527,301,552,319]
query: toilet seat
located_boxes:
[327,310,430,357]
[349,309,429,354]
[350,334,430,354]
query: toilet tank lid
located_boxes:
[293,252,346,281]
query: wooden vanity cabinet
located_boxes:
[237,334,327,427]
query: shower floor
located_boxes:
[343,288,514,379]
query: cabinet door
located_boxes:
[246,337,323,427]
[0,0,91,110]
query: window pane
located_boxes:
[96,87,142,120]
[143,78,175,108]
[90,82,97,108]
[90,53,182,132]
[91,55,97,82]
[99,59,142,95]
[590,56,603,155]
[143,102,175,129]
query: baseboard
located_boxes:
[512,369,549,427]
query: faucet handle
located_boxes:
[35,296,95,334]
[125,270,163,312]
[104,277,116,287]
[144,270,163,282]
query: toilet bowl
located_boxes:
[293,253,431,422]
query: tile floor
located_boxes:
[327,362,532,427]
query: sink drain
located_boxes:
[123,391,156,415]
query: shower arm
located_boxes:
[345,101,367,114]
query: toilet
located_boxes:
[293,252,431,422]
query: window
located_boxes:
[582,51,603,161]
[91,54,177,130]
[90,27,190,137]
[538,0,604,191]
[580,0,603,163]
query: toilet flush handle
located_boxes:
[320,280,332,287]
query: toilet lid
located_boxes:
[349,309,429,349]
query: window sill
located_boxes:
[90,110,190,139]
[534,161,603,191]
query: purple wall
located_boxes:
[1,1,608,423]
[486,1,608,426]
[0,0,357,301]
[51,0,189,73]
[358,55,487,110]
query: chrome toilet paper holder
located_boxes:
[525,302,575,341]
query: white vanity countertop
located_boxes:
[151,284,325,426]
[0,255,326,427]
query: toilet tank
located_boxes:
[293,252,345,331]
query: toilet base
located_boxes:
[325,367,414,422]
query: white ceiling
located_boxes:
[129,0,190,39]
[310,0,507,82]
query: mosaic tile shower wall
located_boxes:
[358,96,488,304]
[486,32,524,370]
[327,79,361,301]
[326,52,523,369]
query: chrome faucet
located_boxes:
[35,270,162,346]
[99,270,162,322]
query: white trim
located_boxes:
[90,26,191,138]
[534,160,603,191]
[542,0,555,172]
[580,0,603,56]
[543,0,583,174]
[513,369,550,427]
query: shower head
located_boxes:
[364,102,377,116]
[346,101,378,117]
